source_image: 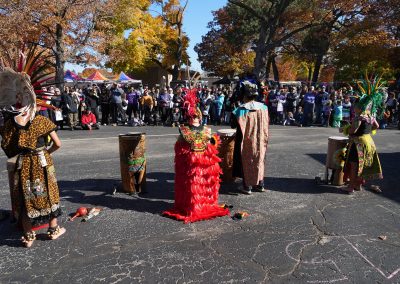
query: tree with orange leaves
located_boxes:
[104,0,190,80]
[0,0,116,88]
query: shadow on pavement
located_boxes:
[307,152,400,203]
[0,217,21,248]
[266,177,347,195]
[57,175,175,215]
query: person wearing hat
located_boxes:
[231,80,270,195]
[162,89,230,223]
[0,68,66,247]
[342,75,384,194]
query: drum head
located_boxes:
[217,129,236,136]
[328,136,348,141]
[119,132,145,139]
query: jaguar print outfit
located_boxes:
[0,115,61,226]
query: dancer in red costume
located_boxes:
[163,90,230,223]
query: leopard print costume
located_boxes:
[1,115,61,225]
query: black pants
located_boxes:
[126,103,139,120]
[101,103,110,125]
[160,107,170,123]
[110,103,126,124]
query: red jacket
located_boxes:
[81,112,96,125]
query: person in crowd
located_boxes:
[380,108,390,129]
[295,106,304,127]
[285,87,297,117]
[298,85,308,112]
[50,87,64,130]
[64,88,80,130]
[151,87,160,113]
[171,107,181,127]
[231,81,269,195]
[81,108,100,130]
[200,90,212,125]
[302,86,316,127]
[322,99,332,127]
[224,91,234,125]
[283,112,297,126]
[81,86,100,121]
[158,87,172,125]
[276,89,286,124]
[385,92,397,124]
[77,88,86,122]
[99,85,110,125]
[332,100,343,128]
[342,95,352,124]
[268,86,278,124]
[126,86,141,122]
[140,89,154,124]
[315,87,325,125]
[85,87,100,121]
[109,83,126,126]
[38,87,50,118]
[208,92,217,125]
[215,90,225,125]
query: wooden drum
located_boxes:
[119,133,147,194]
[217,129,236,183]
[325,136,349,186]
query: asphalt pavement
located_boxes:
[0,124,399,283]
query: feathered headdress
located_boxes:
[184,88,201,119]
[355,72,385,116]
[0,43,56,120]
[240,79,258,99]
[0,67,37,121]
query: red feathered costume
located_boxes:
[163,90,230,223]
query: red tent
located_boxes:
[85,70,108,81]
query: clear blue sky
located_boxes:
[183,0,227,71]
[66,0,227,73]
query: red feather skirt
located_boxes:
[163,139,230,223]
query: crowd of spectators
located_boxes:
[40,81,400,131]
[263,84,399,129]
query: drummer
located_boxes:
[231,80,270,194]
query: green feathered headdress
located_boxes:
[355,71,385,116]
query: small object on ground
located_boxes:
[220,204,233,209]
[112,186,117,195]
[82,208,102,222]
[378,235,387,240]
[370,185,382,193]
[69,207,88,221]
[232,211,249,220]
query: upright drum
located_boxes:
[325,136,349,186]
[119,133,147,194]
[217,129,236,183]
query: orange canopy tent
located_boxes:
[85,70,109,81]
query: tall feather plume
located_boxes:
[355,72,385,117]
